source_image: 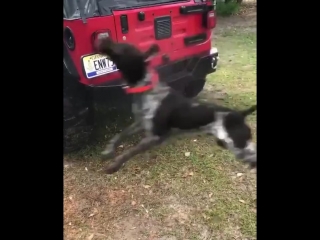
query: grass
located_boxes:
[64,14,256,240]
[216,1,240,17]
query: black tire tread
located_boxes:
[64,124,93,153]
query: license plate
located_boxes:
[82,54,118,79]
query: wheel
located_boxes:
[64,122,93,153]
[63,94,94,154]
[183,78,206,98]
[64,105,94,153]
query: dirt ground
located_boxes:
[64,4,256,240]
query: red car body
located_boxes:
[63,0,219,152]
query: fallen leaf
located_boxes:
[185,152,191,157]
[88,208,98,217]
[236,173,243,177]
[87,234,94,240]
[141,204,149,213]
[131,201,136,206]
[202,214,209,220]
[183,171,194,178]
[239,199,246,204]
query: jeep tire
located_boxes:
[64,94,94,153]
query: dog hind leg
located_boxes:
[101,122,142,159]
[104,135,164,174]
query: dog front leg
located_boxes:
[101,122,142,159]
[104,136,164,174]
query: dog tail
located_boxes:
[144,44,160,61]
[240,105,256,117]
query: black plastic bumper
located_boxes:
[156,47,219,92]
[157,47,219,83]
[94,48,219,88]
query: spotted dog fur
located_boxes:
[95,38,257,174]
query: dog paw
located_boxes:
[105,162,121,174]
[249,161,256,169]
[101,148,115,160]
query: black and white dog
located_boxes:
[95,38,257,174]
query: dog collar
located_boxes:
[123,70,159,94]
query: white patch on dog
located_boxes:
[245,141,255,152]
[142,83,170,131]
[200,112,256,165]
[129,73,170,133]
[209,112,230,141]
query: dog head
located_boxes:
[213,105,257,168]
[95,37,159,86]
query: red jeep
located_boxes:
[63,0,219,152]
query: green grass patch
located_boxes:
[216,1,240,17]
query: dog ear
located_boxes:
[240,105,256,117]
[94,37,115,55]
[143,44,160,61]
